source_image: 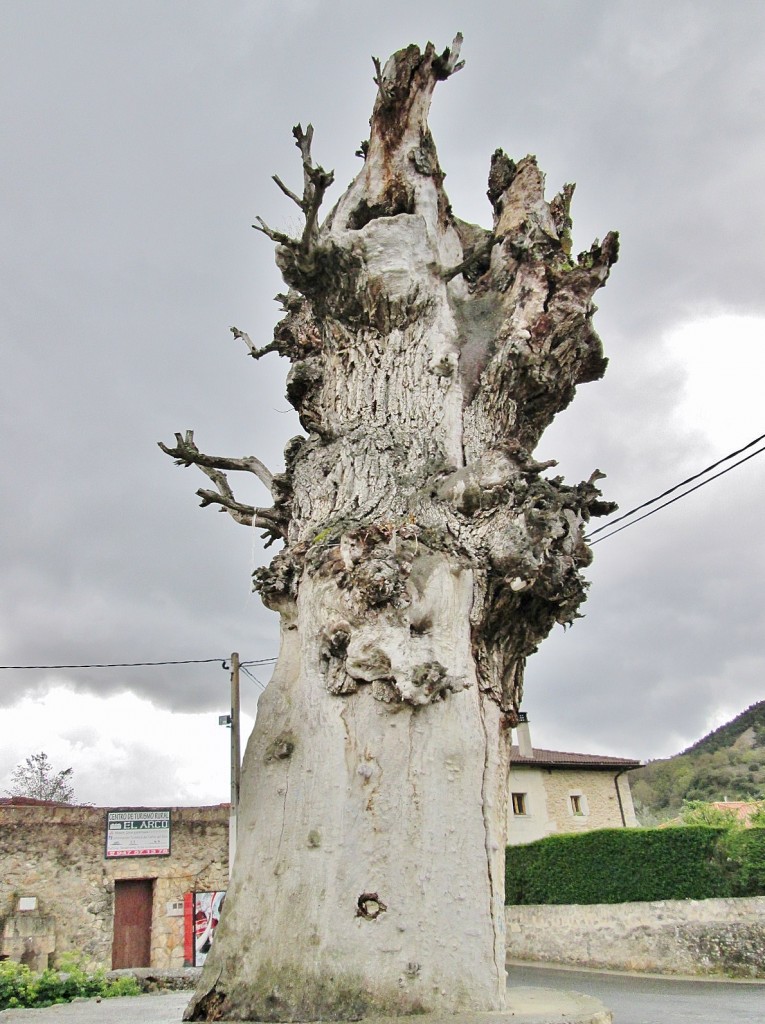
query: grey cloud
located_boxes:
[2,1,764,790]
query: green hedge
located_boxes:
[722,828,765,896]
[505,826,765,905]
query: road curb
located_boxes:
[504,985,613,1022]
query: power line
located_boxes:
[4,436,763,671]
[590,441,765,546]
[0,657,276,671]
[240,665,267,692]
[587,430,765,540]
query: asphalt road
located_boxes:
[508,962,765,1024]
[2,970,763,1023]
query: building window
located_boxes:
[570,794,584,816]
[511,792,527,815]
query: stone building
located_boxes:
[1,724,640,971]
[0,798,228,971]
[507,716,640,845]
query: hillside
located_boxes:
[629,701,765,823]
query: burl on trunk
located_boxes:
[161,36,617,1022]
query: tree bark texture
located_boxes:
[170,38,617,1021]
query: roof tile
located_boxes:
[510,746,641,769]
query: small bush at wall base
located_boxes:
[0,957,140,1010]
[505,826,765,905]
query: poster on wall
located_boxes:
[105,809,171,858]
[193,891,226,965]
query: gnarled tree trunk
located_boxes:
[163,36,617,1022]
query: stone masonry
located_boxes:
[0,801,228,970]
[505,896,765,977]
[507,763,638,845]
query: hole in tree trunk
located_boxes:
[356,892,387,919]
[347,192,415,230]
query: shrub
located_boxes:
[0,961,36,1010]
[0,956,140,1010]
[680,800,741,828]
[505,826,736,905]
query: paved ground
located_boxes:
[0,986,610,1024]
[508,962,765,1024]
[7,965,765,1022]
[0,992,191,1024]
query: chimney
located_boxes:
[516,712,533,758]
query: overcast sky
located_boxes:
[2,1,764,806]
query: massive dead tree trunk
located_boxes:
[162,37,617,1021]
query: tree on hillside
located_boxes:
[161,37,617,1020]
[681,700,765,755]
[630,710,765,821]
[680,800,743,828]
[7,752,75,803]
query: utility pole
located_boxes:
[229,651,241,879]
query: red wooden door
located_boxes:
[112,879,153,968]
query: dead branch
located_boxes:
[195,474,287,539]
[158,431,287,535]
[194,472,286,539]
[230,326,280,361]
[158,430,274,494]
[292,124,335,250]
[252,216,297,248]
[371,55,393,101]
[196,484,256,527]
[271,175,303,209]
[253,124,335,259]
[196,482,285,537]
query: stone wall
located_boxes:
[505,897,765,977]
[1,911,56,972]
[0,802,228,970]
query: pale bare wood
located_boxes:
[158,430,274,494]
[229,326,280,361]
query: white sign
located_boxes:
[105,809,171,858]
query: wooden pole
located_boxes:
[229,651,240,879]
